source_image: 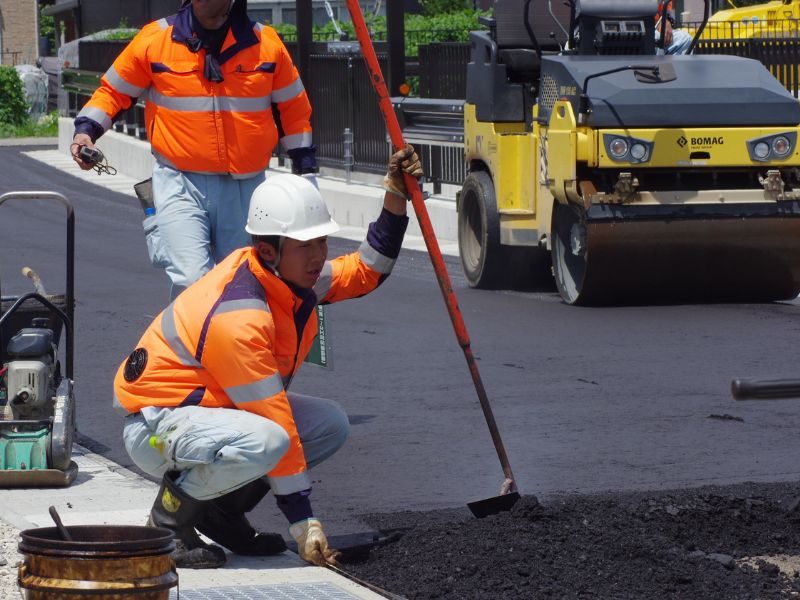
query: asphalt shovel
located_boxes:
[343,0,520,518]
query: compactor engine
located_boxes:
[460,0,800,304]
[3,319,59,421]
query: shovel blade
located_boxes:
[467,491,521,518]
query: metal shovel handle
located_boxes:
[732,377,800,400]
[343,0,517,495]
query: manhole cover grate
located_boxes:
[169,583,360,599]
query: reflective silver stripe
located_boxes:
[255,23,264,31]
[215,298,270,316]
[217,95,271,112]
[112,393,130,416]
[313,262,333,300]
[359,240,396,274]
[149,89,271,112]
[105,65,147,98]
[156,18,168,29]
[268,471,313,495]
[149,89,211,111]
[272,78,304,104]
[281,132,313,150]
[160,305,201,367]
[77,106,112,131]
[225,373,284,405]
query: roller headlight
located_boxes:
[748,132,797,162]
[772,136,791,156]
[630,143,648,161]
[603,134,654,164]
[753,141,770,160]
[609,138,629,159]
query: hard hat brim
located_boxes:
[246,218,340,240]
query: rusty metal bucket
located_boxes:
[18,525,177,599]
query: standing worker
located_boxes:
[112,147,423,568]
[71,0,318,299]
[655,0,693,55]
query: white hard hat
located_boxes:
[246,174,340,241]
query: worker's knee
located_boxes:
[297,399,350,469]
[249,420,291,471]
[326,406,350,451]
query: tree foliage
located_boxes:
[0,67,30,127]
[418,0,472,16]
[275,9,488,53]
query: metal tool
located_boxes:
[343,0,520,517]
[48,506,73,541]
[731,377,800,400]
[22,267,46,296]
[77,145,117,175]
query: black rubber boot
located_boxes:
[196,478,287,556]
[147,471,227,569]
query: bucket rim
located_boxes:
[19,525,175,554]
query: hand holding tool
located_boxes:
[290,518,339,566]
[384,145,423,198]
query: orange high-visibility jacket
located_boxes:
[113,210,408,495]
[656,1,675,23]
[76,5,313,177]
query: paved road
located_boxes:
[3,143,800,548]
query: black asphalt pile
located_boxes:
[341,482,800,599]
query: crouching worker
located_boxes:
[112,146,424,569]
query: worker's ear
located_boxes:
[255,240,278,263]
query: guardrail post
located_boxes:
[343,127,354,184]
[431,145,442,195]
[346,56,355,172]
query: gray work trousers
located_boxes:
[122,393,349,500]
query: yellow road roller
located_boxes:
[459,0,800,304]
[697,0,800,39]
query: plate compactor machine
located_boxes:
[459,0,800,304]
[0,192,77,486]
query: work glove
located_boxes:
[289,518,339,566]
[384,145,424,199]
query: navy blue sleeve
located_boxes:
[287,146,318,174]
[275,489,314,524]
[73,117,105,143]
[367,208,410,260]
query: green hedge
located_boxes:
[0,67,29,127]
[264,11,489,55]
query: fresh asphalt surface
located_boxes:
[3,143,800,549]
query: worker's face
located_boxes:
[191,0,233,24]
[268,237,329,289]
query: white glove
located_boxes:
[301,173,319,189]
[289,518,339,566]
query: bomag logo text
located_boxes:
[691,136,724,146]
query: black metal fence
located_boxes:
[306,52,389,174]
[418,43,471,99]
